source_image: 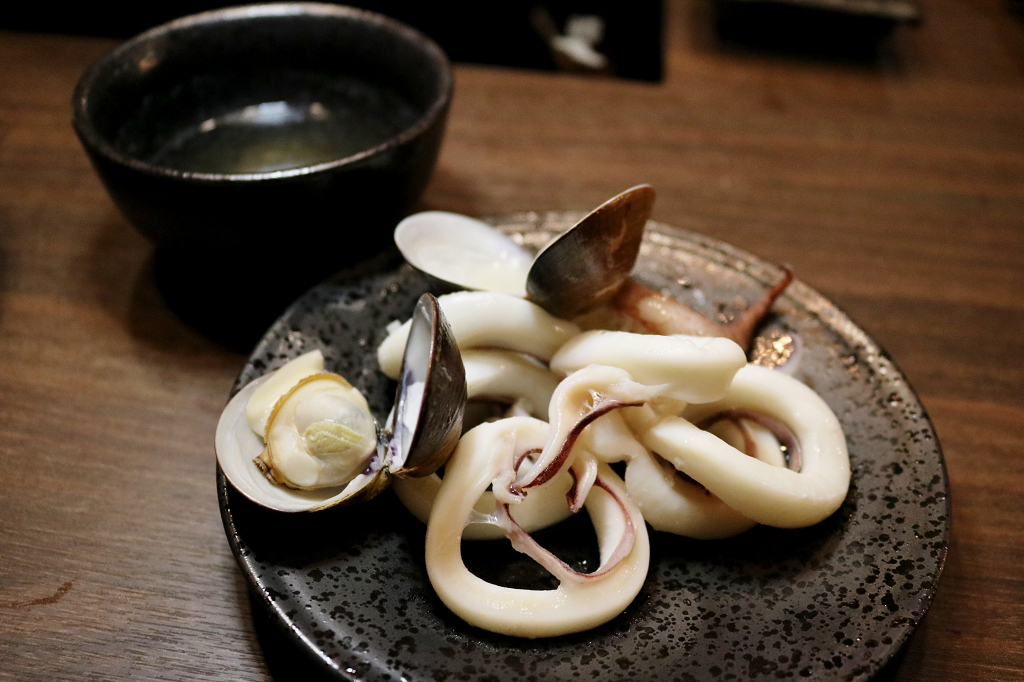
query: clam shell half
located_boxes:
[394,211,533,297]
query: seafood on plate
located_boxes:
[378,189,849,638]
[216,186,849,637]
[216,294,466,513]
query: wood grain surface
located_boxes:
[1,0,1022,679]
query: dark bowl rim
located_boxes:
[71,1,454,184]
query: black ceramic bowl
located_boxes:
[72,2,452,255]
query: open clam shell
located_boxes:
[388,293,467,476]
[526,184,655,319]
[393,186,655,321]
[215,293,465,512]
[394,211,533,296]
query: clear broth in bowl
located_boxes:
[120,70,419,175]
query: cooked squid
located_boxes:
[377,291,580,380]
[425,417,650,638]
[640,364,849,528]
[392,348,574,540]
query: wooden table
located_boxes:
[1,0,1022,679]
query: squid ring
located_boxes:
[392,349,572,540]
[393,421,575,541]
[640,364,849,528]
[425,417,650,638]
[550,330,747,404]
[458,349,561,419]
[623,447,758,540]
[515,364,660,490]
[580,405,783,539]
[378,291,580,379]
[396,362,651,540]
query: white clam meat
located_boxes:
[215,351,387,512]
[255,372,377,489]
[245,348,324,437]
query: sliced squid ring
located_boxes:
[392,448,575,542]
[577,409,649,464]
[624,450,758,539]
[461,349,561,419]
[425,417,650,639]
[515,365,658,490]
[578,405,779,539]
[378,291,580,379]
[640,364,849,528]
[550,331,747,404]
[628,417,794,539]
[392,351,570,540]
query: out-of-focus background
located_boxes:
[4,2,666,81]
[2,0,941,84]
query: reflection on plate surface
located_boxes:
[218,213,949,682]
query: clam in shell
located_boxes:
[215,293,466,513]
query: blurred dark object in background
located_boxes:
[1,1,664,82]
[712,0,920,61]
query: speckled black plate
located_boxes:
[218,213,949,682]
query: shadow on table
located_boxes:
[140,240,401,354]
[149,246,323,354]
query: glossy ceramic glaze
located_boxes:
[219,214,949,682]
[72,3,452,254]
